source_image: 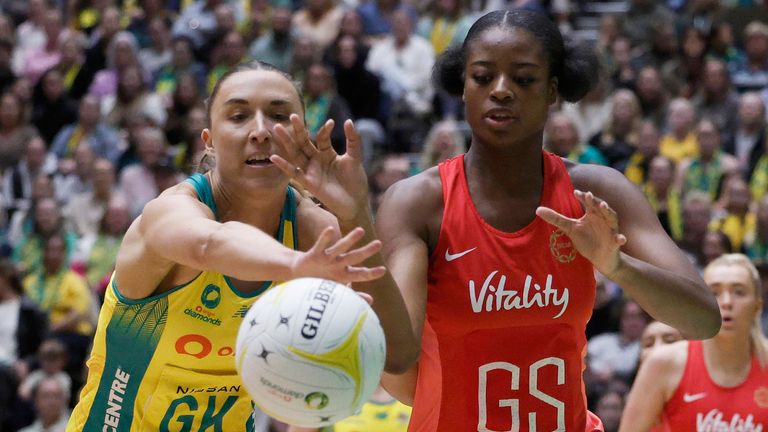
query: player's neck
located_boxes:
[464,140,544,195]
[703,336,752,376]
[209,174,288,232]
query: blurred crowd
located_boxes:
[0,0,767,430]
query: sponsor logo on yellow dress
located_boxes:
[550,230,576,263]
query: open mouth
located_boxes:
[245,156,273,167]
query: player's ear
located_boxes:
[548,77,558,105]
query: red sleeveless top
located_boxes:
[408,152,602,431]
[662,340,768,431]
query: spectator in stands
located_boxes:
[0,258,47,432]
[206,30,247,93]
[630,21,678,72]
[76,6,121,97]
[6,175,55,248]
[104,64,166,129]
[153,35,206,97]
[366,8,434,146]
[594,390,624,432]
[87,31,142,102]
[289,35,318,84]
[119,127,167,217]
[291,0,343,52]
[10,0,46,76]
[127,0,172,49]
[644,155,680,237]
[590,89,642,170]
[75,195,130,295]
[357,0,416,39]
[248,6,294,72]
[164,72,203,145]
[138,17,172,77]
[608,37,636,91]
[745,194,768,267]
[635,66,669,128]
[18,375,71,432]
[22,233,93,392]
[369,153,410,212]
[678,191,714,267]
[723,92,766,180]
[562,79,613,145]
[0,37,15,95]
[168,105,206,172]
[623,0,675,48]
[329,35,381,123]
[12,196,79,275]
[31,68,78,145]
[693,58,740,142]
[52,33,89,100]
[661,26,707,98]
[418,119,466,172]
[731,21,768,93]
[0,92,38,174]
[416,0,474,55]
[62,158,118,237]
[198,4,238,66]
[588,299,651,386]
[17,339,71,404]
[545,111,607,165]
[709,20,742,64]
[2,136,57,221]
[657,97,695,161]
[51,95,124,164]
[54,144,95,204]
[711,176,754,252]
[676,118,736,200]
[21,9,65,85]
[702,229,732,268]
[171,0,242,49]
[624,121,661,185]
[303,62,352,153]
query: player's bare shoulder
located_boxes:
[378,167,444,244]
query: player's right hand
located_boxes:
[291,226,386,283]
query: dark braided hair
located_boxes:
[434,9,600,102]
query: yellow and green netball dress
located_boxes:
[67,173,298,432]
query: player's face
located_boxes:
[463,27,556,149]
[203,69,303,188]
[704,264,761,337]
[639,321,682,363]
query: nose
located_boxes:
[490,74,514,103]
[249,111,270,143]
[719,291,733,309]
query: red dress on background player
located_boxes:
[622,254,768,432]
[374,9,721,432]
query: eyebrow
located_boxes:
[222,98,292,107]
[469,60,541,69]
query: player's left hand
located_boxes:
[270,115,369,222]
[536,190,627,277]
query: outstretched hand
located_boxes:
[292,226,386,284]
[270,115,369,222]
[536,190,627,277]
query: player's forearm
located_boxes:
[339,215,420,374]
[197,221,299,282]
[606,253,721,339]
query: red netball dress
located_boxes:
[408,152,602,431]
[662,340,768,432]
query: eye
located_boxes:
[472,73,492,85]
[229,112,247,122]
[271,112,289,121]
[515,77,535,86]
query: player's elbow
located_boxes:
[384,348,419,374]
[684,307,722,340]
